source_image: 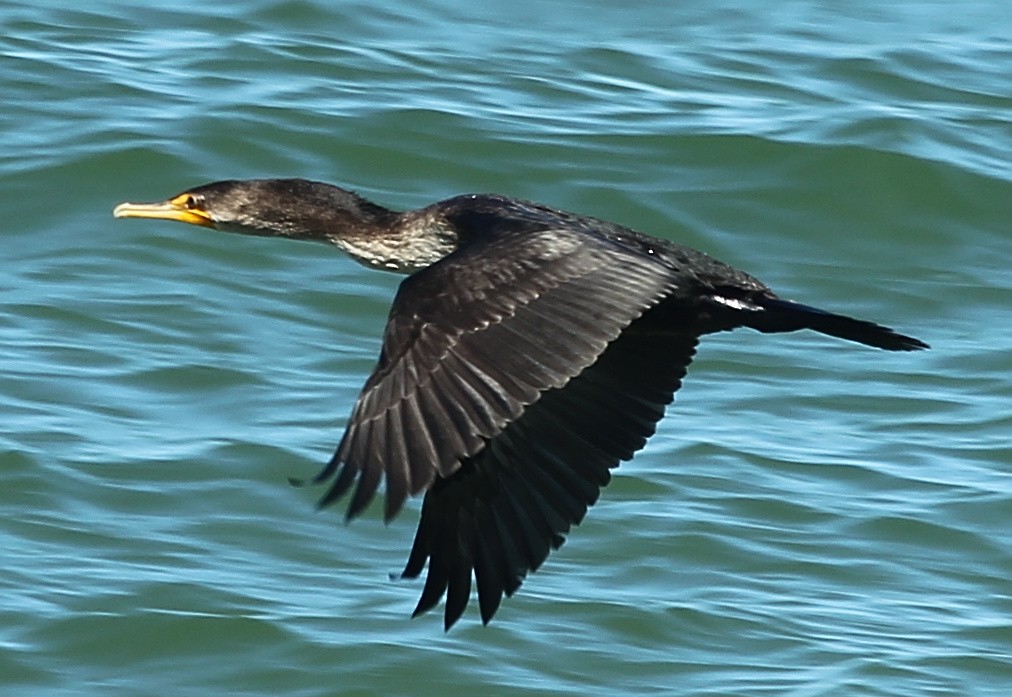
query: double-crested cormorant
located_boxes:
[114,178,928,629]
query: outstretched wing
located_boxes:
[311,223,679,521]
[401,308,699,629]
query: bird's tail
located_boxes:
[745,297,929,351]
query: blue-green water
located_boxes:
[2,1,1010,695]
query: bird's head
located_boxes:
[113,178,397,244]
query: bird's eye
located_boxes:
[183,195,200,209]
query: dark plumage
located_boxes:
[114,178,928,629]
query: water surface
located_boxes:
[2,1,1010,695]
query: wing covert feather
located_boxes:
[313,225,680,520]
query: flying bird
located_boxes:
[114,178,927,629]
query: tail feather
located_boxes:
[748,298,929,351]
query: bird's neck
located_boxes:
[328,209,462,274]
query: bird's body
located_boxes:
[114,178,927,629]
